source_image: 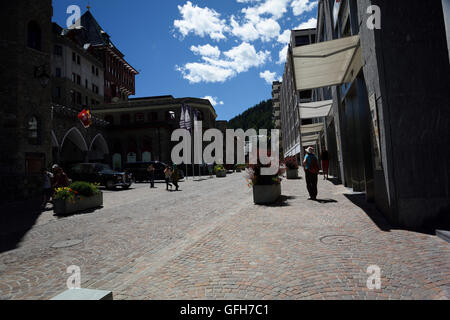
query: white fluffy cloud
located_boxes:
[291,0,318,16]
[277,44,289,64]
[277,29,291,44]
[174,1,228,40]
[178,42,270,83]
[190,44,221,58]
[202,96,224,106]
[295,17,317,29]
[259,70,278,84]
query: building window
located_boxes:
[295,35,310,47]
[77,75,81,85]
[72,73,76,83]
[77,55,81,65]
[96,68,99,76]
[27,116,39,145]
[70,90,75,103]
[92,65,95,74]
[27,21,41,51]
[55,87,61,98]
[135,113,145,123]
[54,45,63,56]
[72,52,76,62]
[55,67,62,78]
[120,114,131,125]
[149,112,158,121]
[85,79,88,88]
[76,92,82,105]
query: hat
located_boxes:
[52,164,60,169]
[305,146,314,154]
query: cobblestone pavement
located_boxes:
[0,172,449,300]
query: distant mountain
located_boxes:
[227,99,274,132]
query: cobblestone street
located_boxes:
[0,172,449,300]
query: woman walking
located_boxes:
[320,147,330,180]
[164,165,172,191]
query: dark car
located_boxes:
[124,161,184,182]
[68,163,133,190]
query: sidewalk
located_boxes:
[0,173,448,300]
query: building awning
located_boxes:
[299,100,333,119]
[301,123,324,135]
[301,134,320,143]
[292,35,362,91]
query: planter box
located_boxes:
[286,168,299,179]
[216,170,227,178]
[54,193,103,215]
[253,184,281,205]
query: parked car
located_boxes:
[124,161,184,182]
[68,163,133,190]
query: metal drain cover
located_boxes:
[320,235,360,246]
[51,239,83,249]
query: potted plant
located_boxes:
[235,164,246,173]
[214,164,227,178]
[246,156,285,205]
[284,156,299,179]
[53,181,103,215]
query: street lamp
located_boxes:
[34,64,50,88]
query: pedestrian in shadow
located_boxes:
[41,167,54,210]
[320,146,329,180]
[172,164,180,191]
[303,146,319,200]
[147,164,156,188]
[164,165,173,191]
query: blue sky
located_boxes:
[52,0,318,120]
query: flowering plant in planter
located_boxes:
[53,182,103,215]
[54,187,77,202]
[69,181,100,197]
[245,150,285,187]
[214,164,226,173]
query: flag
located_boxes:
[78,109,92,128]
[179,103,186,129]
[185,105,192,132]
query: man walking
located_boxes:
[303,146,319,200]
[147,164,156,188]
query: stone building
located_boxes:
[279,28,317,159]
[271,81,281,130]
[51,22,105,110]
[92,96,217,170]
[69,10,139,104]
[0,0,53,204]
[286,0,450,228]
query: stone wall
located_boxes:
[0,1,53,204]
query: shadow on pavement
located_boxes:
[0,198,43,253]
[55,206,104,219]
[313,198,338,204]
[256,195,293,207]
[345,194,450,235]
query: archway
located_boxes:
[60,127,88,167]
[89,133,110,163]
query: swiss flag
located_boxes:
[78,109,92,128]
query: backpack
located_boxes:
[309,155,319,175]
